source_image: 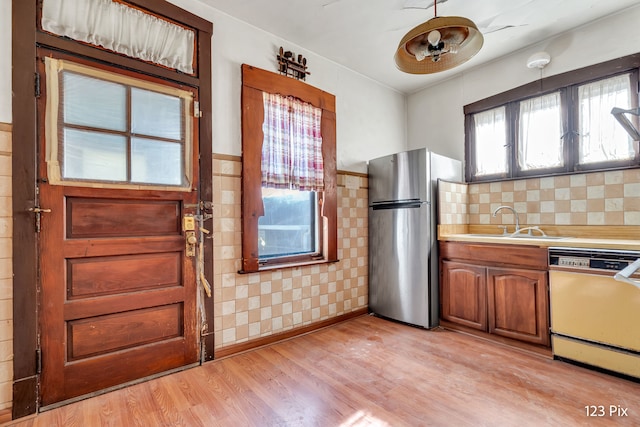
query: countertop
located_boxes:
[439,233,640,251]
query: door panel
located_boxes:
[66,198,181,237]
[68,253,181,298]
[68,304,183,360]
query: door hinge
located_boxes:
[35,73,41,98]
[194,100,202,118]
[36,348,42,375]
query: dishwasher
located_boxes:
[549,247,640,380]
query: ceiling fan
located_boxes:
[394,0,530,73]
[395,0,484,73]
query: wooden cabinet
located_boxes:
[487,267,548,345]
[441,261,487,331]
[440,242,550,348]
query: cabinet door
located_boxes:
[487,267,549,346]
[441,261,487,331]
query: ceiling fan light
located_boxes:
[394,16,484,74]
[427,29,441,46]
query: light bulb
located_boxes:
[415,50,426,61]
[447,43,459,54]
[427,29,441,46]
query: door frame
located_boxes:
[11,0,213,419]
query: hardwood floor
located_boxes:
[7,315,640,426]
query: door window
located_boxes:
[44,57,195,189]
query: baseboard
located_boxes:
[0,408,12,425]
[214,308,368,359]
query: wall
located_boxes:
[167,0,407,173]
[0,0,12,415]
[407,4,640,162]
[0,124,12,413]
[212,157,368,349]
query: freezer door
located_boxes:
[368,202,434,328]
[368,149,428,204]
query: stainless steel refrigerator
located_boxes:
[368,148,462,328]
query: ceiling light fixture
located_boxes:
[394,0,483,74]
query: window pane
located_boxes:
[518,92,563,170]
[63,72,127,131]
[473,107,508,176]
[131,138,183,185]
[131,88,183,140]
[63,129,127,181]
[258,188,317,258]
[578,74,634,164]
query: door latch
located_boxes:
[185,231,197,257]
[28,206,51,232]
[184,214,197,257]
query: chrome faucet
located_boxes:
[492,205,521,233]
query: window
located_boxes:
[577,74,634,165]
[471,107,508,177]
[44,57,195,189]
[518,92,564,171]
[465,55,640,182]
[241,64,338,272]
[258,91,324,261]
[259,189,318,258]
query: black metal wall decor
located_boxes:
[277,47,310,81]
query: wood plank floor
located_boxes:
[7,315,640,426]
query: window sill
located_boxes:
[238,257,339,274]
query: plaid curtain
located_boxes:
[261,92,324,191]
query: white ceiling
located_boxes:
[198,0,640,94]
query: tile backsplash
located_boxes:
[438,180,468,225]
[439,169,640,227]
[212,155,368,350]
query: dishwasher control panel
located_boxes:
[549,247,640,273]
[555,256,590,268]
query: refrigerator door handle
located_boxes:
[371,201,426,210]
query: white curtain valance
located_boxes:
[42,0,195,74]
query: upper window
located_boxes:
[465,55,640,182]
[41,0,196,74]
[44,57,195,190]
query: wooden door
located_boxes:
[440,261,487,331]
[487,267,550,346]
[37,54,201,406]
